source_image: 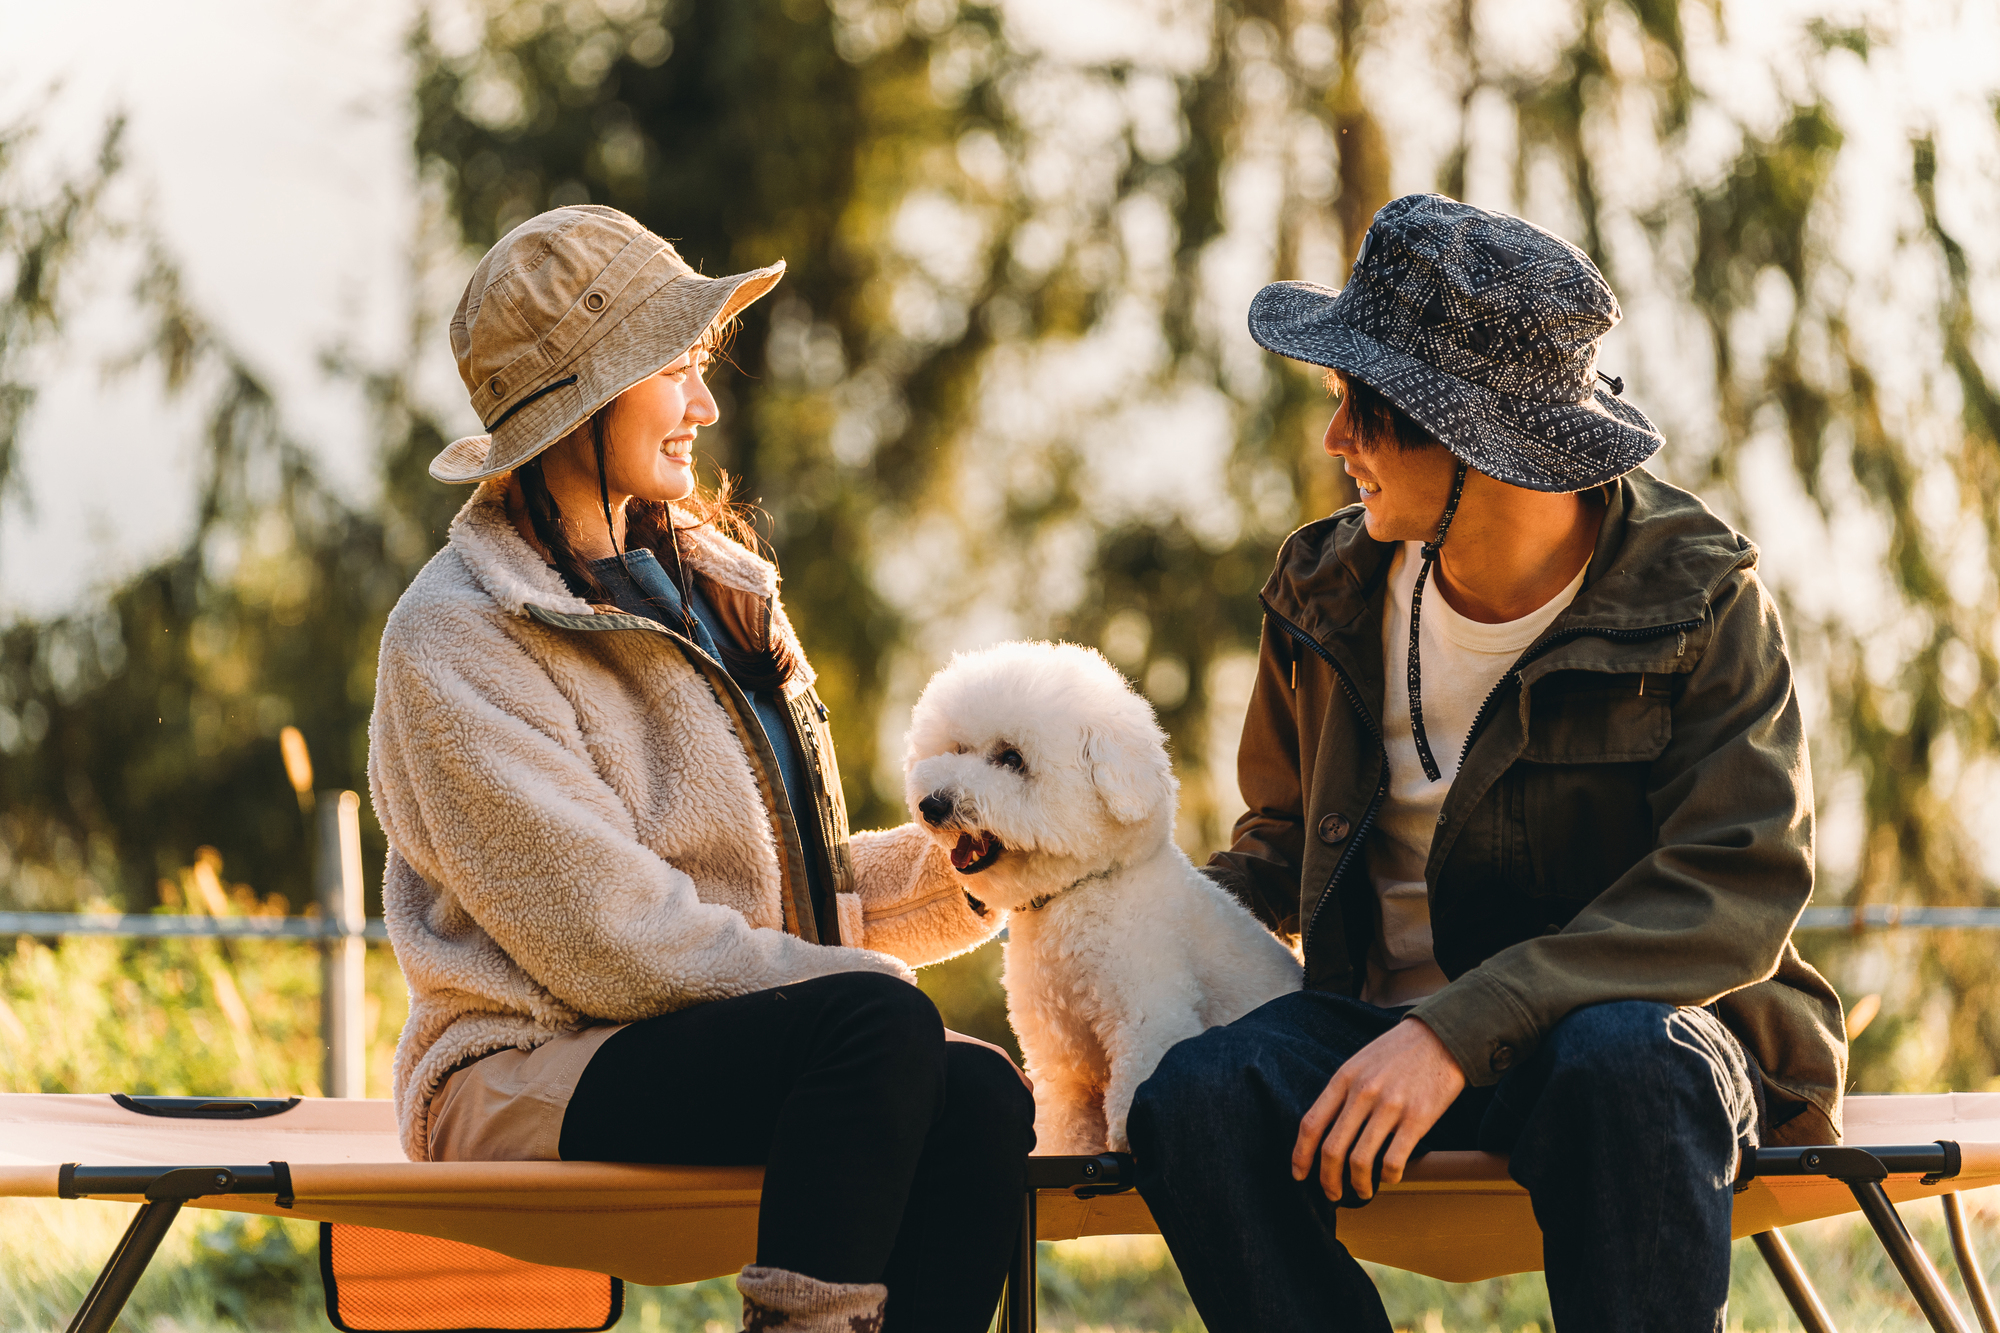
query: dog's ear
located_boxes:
[1083,725,1174,824]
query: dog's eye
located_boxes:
[995,748,1025,773]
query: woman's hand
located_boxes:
[945,1029,1034,1092]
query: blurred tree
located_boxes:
[410,0,2000,1084]
[0,139,451,912]
[1445,8,2000,1087]
[0,114,123,529]
[2,0,1996,1089]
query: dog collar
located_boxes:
[1019,866,1117,913]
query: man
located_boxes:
[1128,194,1846,1332]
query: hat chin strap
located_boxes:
[1406,459,1470,783]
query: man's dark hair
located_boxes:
[1325,370,1439,452]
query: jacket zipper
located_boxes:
[522,603,825,942]
[1267,601,1701,978]
[1261,600,1389,978]
[775,689,852,937]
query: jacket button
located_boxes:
[1317,812,1351,844]
[1489,1044,1516,1073]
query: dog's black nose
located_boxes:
[918,792,954,826]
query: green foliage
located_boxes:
[0,231,460,915]
[0,922,408,1099]
[187,1215,322,1327]
[918,935,1019,1058]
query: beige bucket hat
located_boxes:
[431,205,785,484]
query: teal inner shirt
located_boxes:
[564,549,831,937]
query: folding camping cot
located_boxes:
[3,1090,1997,1333]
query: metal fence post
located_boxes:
[317,790,367,1099]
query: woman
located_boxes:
[368,205,1032,1333]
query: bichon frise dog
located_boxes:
[906,640,1303,1153]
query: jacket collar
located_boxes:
[1262,467,1755,656]
[449,479,782,612]
[446,480,815,691]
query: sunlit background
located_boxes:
[4,0,1999,1327]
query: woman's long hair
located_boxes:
[515,406,794,691]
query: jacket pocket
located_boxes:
[1520,763,1657,903]
[1518,679,1671,903]
[1519,679,1671,765]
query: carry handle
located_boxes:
[112,1093,302,1119]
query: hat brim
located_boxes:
[1248,280,1662,494]
[431,260,786,485]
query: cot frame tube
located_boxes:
[56,1163,294,1333]
[65,1200,184,1333]
[1002,1183,1037,1333]
[1752,1228,1840,1333]
[1943,1192,1999,1333]
[1004,1154,1134,1333]
[1848,1178,1973,1333]
[1748,1143,1973,1333]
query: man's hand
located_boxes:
[1292,1017,1465,1201]
[945,1028,1034,1092]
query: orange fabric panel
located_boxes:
[322,1223,620,1332]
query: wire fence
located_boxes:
[5,817,1996,1103]
[1795,907,2000,929]
[0,790,377,1096]
[0,912,387,940]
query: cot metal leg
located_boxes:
[65,1199,184,1333]
[1944,1193,2000,1333]
[1000,1186,1037,1333]
[1848,1179,1975,1333]
[1753,1230,1840,1333]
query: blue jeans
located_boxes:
[1128,992,1759,1332]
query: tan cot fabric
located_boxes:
[424,1024,625,1163]
[3,1093,1998,1286]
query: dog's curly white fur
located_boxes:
[906,640,1303,1152]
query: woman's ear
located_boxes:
[1083,725,1174,825]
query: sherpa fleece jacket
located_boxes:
[369,480,1000,1160]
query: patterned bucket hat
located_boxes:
[1247,193,1661,493]
[431,205,784,484]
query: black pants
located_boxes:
[558,971,1036,1332]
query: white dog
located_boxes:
[905,640,1303,1153]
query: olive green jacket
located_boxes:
[1208,469,1846,1145]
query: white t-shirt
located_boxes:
[1363,543,1588,1006]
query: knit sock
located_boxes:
[737,1264,887,1333]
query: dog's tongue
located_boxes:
[950,833,988,870]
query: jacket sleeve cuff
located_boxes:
[1410,969,1544,1088]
